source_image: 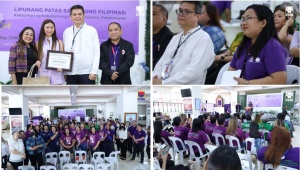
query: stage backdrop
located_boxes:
[247,93,283,107]
[0,1,139,53]
[58,109,86,120]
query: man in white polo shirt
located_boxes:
[152,1,215,84]
[63,5,100,84]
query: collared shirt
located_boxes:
[63,23,100,75]
[153,26,215,84]
[133,130,146,145]
[8,138,24,162]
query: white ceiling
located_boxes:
[2,86,150,107]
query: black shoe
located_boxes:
[130,158,135,160]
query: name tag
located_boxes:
[111,66,117,71]
[161,61,173,80]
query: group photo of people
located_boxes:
[1,86,151,170]
[152,1,299,85]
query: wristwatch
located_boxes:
[220,55,228,61]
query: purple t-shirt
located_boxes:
[213,126,226,136]
[228,128,245,146]
[188,130,208,153]
[75,131,86,143]
[258,146,299,169]
[133,130,146,145]
[60,134,74,146]
[80,128,88,136]
[161,130,173,145]
[98,129,107,140]
[70,128,76,136]
[230,38,286,81]
[205,121,216,140]
[88,133,100,147]
[210,1,231,14]
[174,126,190,141]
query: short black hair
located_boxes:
[277,113,286,121]
[172,117,181,126]
[206,145,242,170]
[180,1,202,14]
[210,115,217,124]
[217,117,225,125]
[246,115,252,121]
[192,118,202,132]
[70,5,84,16]
[108,22,122,30]
[153,3,169,19]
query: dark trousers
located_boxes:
[66,74,95,85]
[132,144,144,163]
[89,145,99,156]
[146,144,150,159]
[9,161,23,170]
[28,152,43,170]
[127,138,133,154]
[2,155,8,169]
[120,139,127,159]
[116,139,121,151]
[104,141,115,157]
[159,159,174,169]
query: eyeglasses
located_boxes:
[241,16,258,23]
[176,9,198,16]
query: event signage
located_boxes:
[0,1,140,53]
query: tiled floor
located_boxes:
[1,129,150,170]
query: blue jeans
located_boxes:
[78,142,87,151]
[254,138,264,153]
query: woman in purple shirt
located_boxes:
[229,4,286,85]
[258,127,299,169]
[37,19,64,84]
[60,128,76,153]
[226,117,245,149]
[173,117,191,150]
[204,114,217,142]
[69,122,76,136]
[88,127,100,155]
[188,118,210,156]
[75,126,87,151]
[58,123,64,136]
[98,124,107,152]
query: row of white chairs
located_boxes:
[161,135,297,170]
[44,150,120,170]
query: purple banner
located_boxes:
[0,1,140,53]
[58,109,86,120]
[247,93,283,107]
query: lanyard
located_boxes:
[172,27,201,59]
[240,52,251,78]
[71,23,84,49]
[112,45,119,66]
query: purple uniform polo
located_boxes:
[258,146,299,169]
[88,133,100,147]
[128,126,137,137]
[133,130,146,145]
[213,126,226,136]
[70,128,76,136]
[188,130,208,153]
[230,38,286,81]
[60,134,74,146]
[205,121,216,140]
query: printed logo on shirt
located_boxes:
[249,57,254,63]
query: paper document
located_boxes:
[220,70,242,85]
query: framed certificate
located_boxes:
[46,50,73,71]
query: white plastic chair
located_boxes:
[161,137,170,146]
[78,164,94,170]
[265,164,298,170]
[45,152,58,167]
[245,138,261,170]
[18,166,35,170]
[96,163,113,170]
[168,136,186,165]
[238,153,255,170]
[40,166,56,170]
[259,129,269,146]
[184,140,209,165]
[205,133,212,144]
[286,65,300,84]
[59,151,71,170]
[75,150,87,164]
[62,164,78,170]
[91,152,105,169]
[225,135,245,153]
[204,144,217,154]
[215,62,231,85]
[104,151,120,170]
[212,133,226,146]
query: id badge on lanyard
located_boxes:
[161,60,173,80]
